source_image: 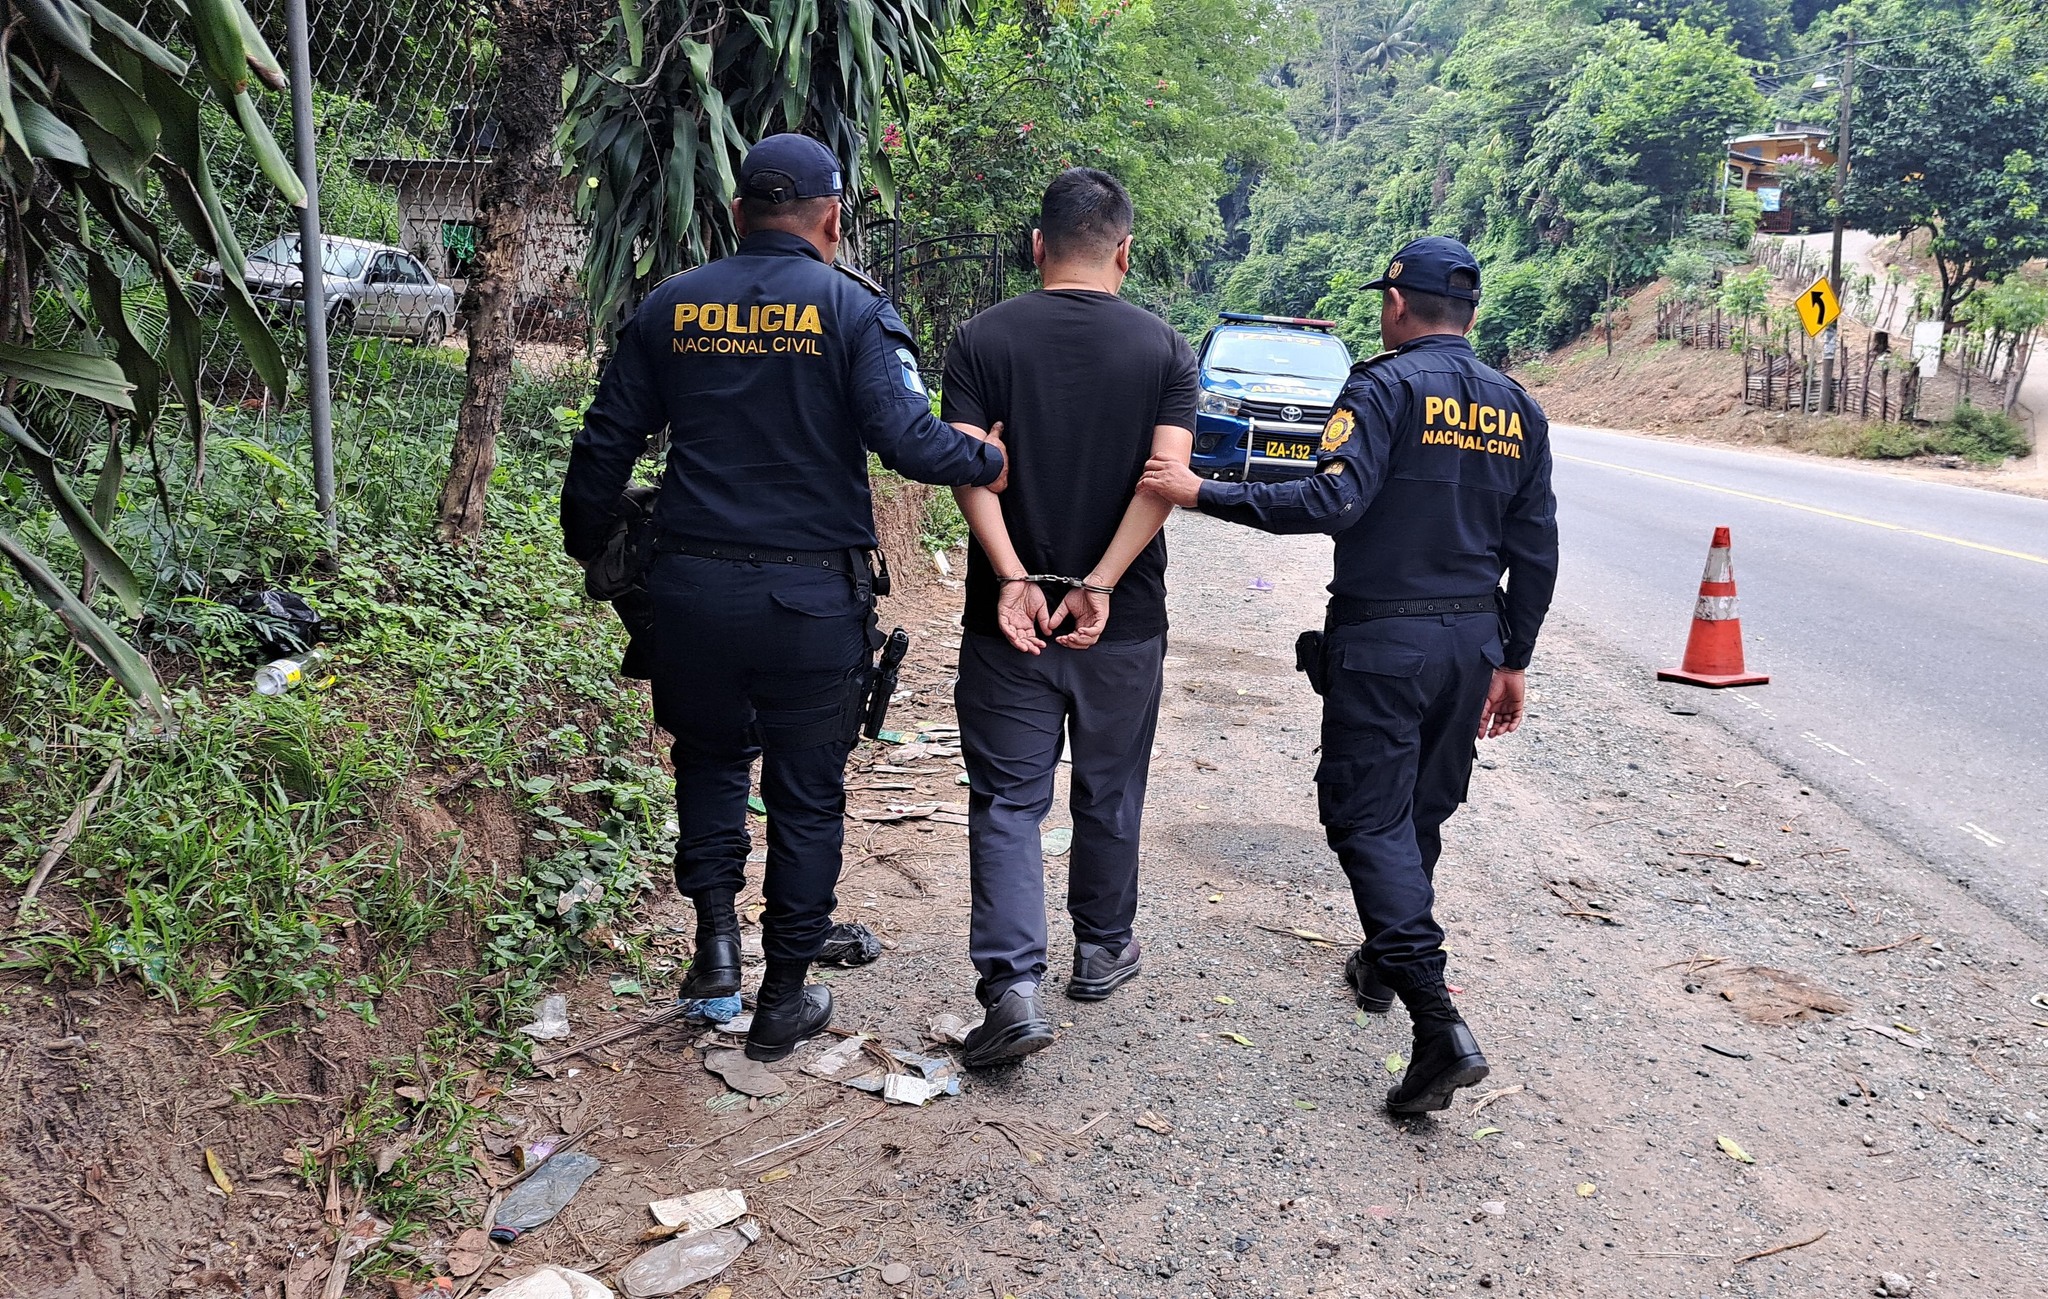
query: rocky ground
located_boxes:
[421,511,2048,1299]
[7,508,2046,1299]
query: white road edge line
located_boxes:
[1558,452,2048,568]
[1959,822,2006,848]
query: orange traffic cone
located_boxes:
[1658,526,1769,688]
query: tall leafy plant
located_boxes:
[0,0,302,720]
[563,0,971,343]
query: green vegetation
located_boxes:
[889,0,1297,315]
[2,357,666,1229]
[1816,406,2031,462]
[1211,0,2043,367]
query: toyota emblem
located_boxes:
[1281,404,1303,423]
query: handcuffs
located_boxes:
[998,574,1115,595]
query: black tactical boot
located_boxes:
[961,984,1055,1069]
[1385,981,1489,1114]
[1344,946,1395,1014]
[676,889,742,1001]
[745,959,833,1062]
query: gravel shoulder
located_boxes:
[442,507,2048,1299]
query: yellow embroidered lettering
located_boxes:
[795,304,823,334]
[674,303,699,329]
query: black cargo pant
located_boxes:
[1317,611,1502,992]
[645,553,868,964]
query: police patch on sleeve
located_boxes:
[895,348,927,396]
[1320,407,1356,455]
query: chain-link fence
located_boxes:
[0,3,598,671]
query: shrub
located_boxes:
[1847,423,1932,459]
[1938,405,2030,463]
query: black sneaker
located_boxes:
[960,986,1055,1069]
[1344,947,1395,1013]
[1066,939,1142,1001]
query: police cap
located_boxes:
[739,134,845,204]
[1363,236,1482,302]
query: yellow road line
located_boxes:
[1558,453,2048,568]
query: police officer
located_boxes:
[1137,236,1558,1113]
[561,134,1008,1062]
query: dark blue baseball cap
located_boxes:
[739,134,844,203]
[1363,236,1482,302]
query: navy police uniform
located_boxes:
[561,136,1002,1054]
[1196,236,1557,1108]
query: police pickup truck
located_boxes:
[1190,313,1354,481]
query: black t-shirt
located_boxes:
[941,290,1199,643]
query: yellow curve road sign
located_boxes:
[1797,275,1840,336]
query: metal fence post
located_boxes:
[285,0,337,550]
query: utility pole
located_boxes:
[1822,31,1853,414]
[284,0,337,551]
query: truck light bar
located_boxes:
[1218,312,1338,330]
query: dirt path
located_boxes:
[437,511,2048,1299]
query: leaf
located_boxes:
[747,796,766,816]
[1292,1099,1316,1111]
[1354,1010,1370,1028]
[1472,1127,1501,1141]
[1206,892,1223,903]
[204,1148,235,1195]
[79,0,189,77]
[757,1167,793,1183]
[0,341,135,409]
[618,0,645,70]
[227,90,306,207]
[1213,995,1235,1005]
[1219,1032,1253,1047]
[1576,1182,1597,1197]
[14,99,87,165]
[0,523,167,722]
[186,0,253,93]
[0,409,141,615]
[1384,1051,1406,1074]
[609,977,643,998]
[1716,1135,1755,1164]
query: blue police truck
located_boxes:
[1189,313,1354,481]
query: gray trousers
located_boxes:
[955,631,1166,1003]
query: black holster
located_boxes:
[1295,629,1329,697]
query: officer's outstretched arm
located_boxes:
[1184,461,1367,535]
[853,305,1003,488]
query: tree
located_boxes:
[434,0,605,543]
[1843,30,2048,324]
[888,0,1295,284]
[564,0,972,346]
[0,0,301,719]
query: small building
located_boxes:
[350,156,587,336]
[1727,123,1836,233]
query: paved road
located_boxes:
[1551,425,2048,933]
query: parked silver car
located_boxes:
[200,235,458,346]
